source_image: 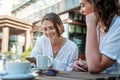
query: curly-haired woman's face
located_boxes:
[79,0,94,15]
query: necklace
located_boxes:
[52,37,66,58]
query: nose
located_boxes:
[80,7,85,15]
[80,9,83,14]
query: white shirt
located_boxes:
[30,35,78,71]
[100,15,120,74]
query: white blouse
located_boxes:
[30,35,78,71]
[100,15,120,74]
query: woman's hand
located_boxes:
[73,59,88,72]
[86,12,98,28]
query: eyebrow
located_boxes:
[80,3,82,5]
[79,1,84,5]
[79,3,84,7]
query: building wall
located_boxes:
[12,0,79,23]
[12,0,62,22]
[11,0,86,55]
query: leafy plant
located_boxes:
[21,45,33,61]
[4,51,14,55]
[3,51,15,60]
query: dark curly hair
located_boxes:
[41,12,64,37]
[87,0,119,32]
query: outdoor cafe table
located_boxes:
[34,71,120,80]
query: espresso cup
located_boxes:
[6,62,31,75]
[36,55,53,70]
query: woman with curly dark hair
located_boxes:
[73,0,120,74]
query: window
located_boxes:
[69,24,86,54]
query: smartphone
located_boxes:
[26,57,36,64]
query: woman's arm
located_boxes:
[85,13,115,73]
[30,37,43,57]
[66,46,79,71]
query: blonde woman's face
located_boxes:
[42,20,59,40]
[79,0,94,15]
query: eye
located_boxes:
[80,3,85,9]
[43,27,47,31]
[49,26,54,30]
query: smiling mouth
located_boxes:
[47,35,53,38]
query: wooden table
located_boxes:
[34,71,120,80]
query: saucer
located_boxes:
[0,70,8,76]
[1,74,35,80]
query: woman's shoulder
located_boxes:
[110,15,120,29]
[37,35,48,40]
[114,15,120,23]
[66,39,78,48]
[36,35,49,43]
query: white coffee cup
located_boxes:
[6,62,32,75]
[36,55,53,70]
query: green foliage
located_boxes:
[4,51,15,54]
[21,45,33,61]
[3,51,16,61]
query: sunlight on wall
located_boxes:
[0,0,13,15]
